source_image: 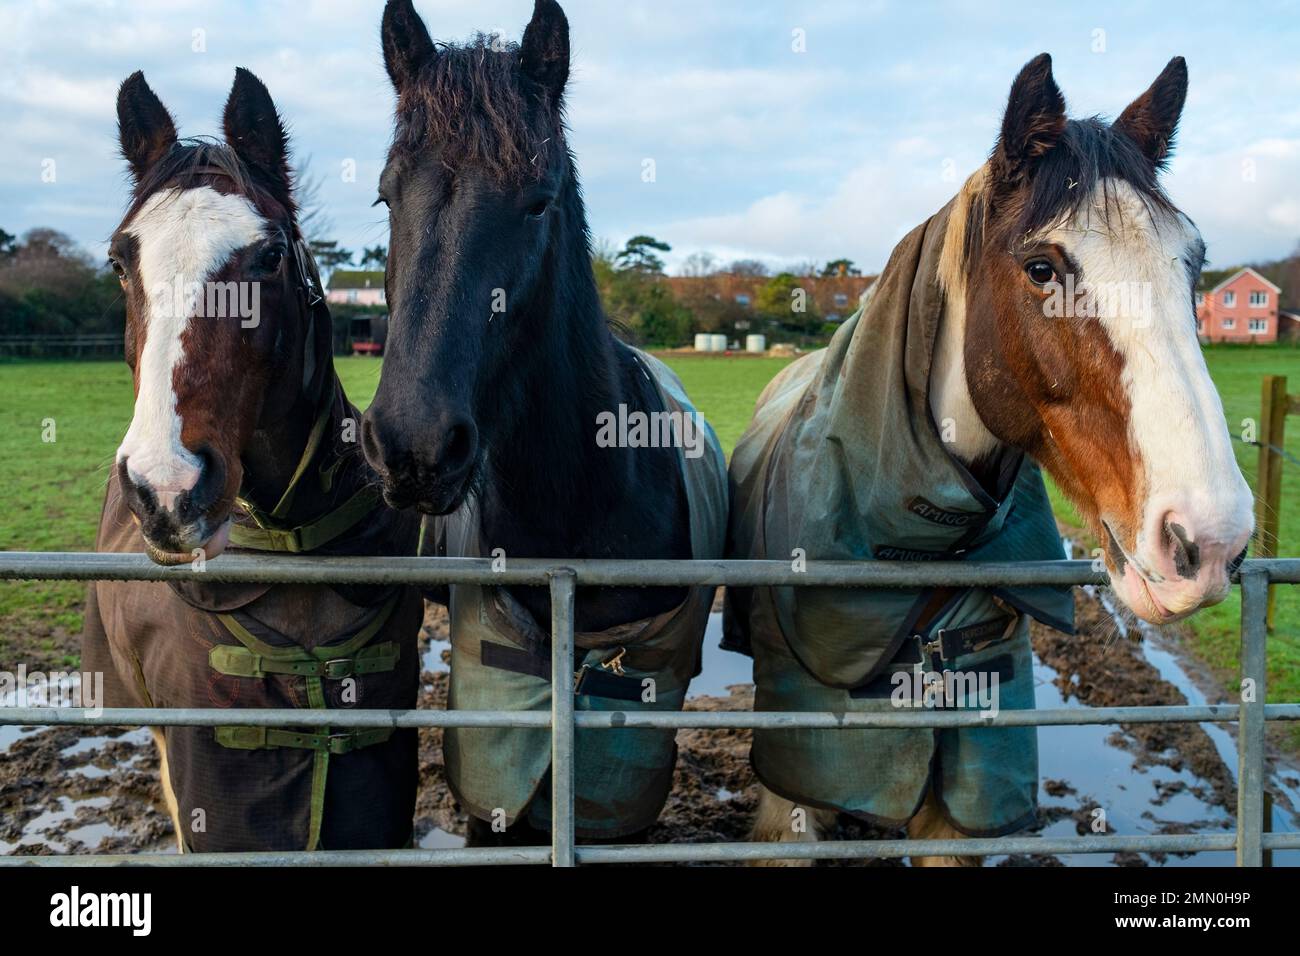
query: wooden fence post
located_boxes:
[1256,375,1288,631]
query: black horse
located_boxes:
[363,0,727,845]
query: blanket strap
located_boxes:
[209,592,402,851]
[214,725,395,754]
[209,592,401,679]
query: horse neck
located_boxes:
[482,182,653,544]
[929,263,1002,471]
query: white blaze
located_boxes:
[116,186,266,501]
[1042,179,1253,556]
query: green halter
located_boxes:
[227,239,382,555]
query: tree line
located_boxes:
[3,220,1296,352]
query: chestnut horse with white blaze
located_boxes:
[81,70,423,851]
[725,54,1253,865]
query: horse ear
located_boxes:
[1114,57,1188,166]
[222,68,291,192]
[993,53,1066,184]
[382,0,435,94]
[117,71,177,182]
[520,0,569,104]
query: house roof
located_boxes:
[328,270,385,290]
[1202,266,1282,295]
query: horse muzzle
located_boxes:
[117,456,232,564]
[361,406,479,516]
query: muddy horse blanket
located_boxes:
[432,352,728,839]
[723,199,1075,835]
[81,381,424,852]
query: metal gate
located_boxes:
[1,551,1297,867]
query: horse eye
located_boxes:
[526,199,550,220]
[259,247,284,272]
[109,257,127,280]
[1025,259,1056,286]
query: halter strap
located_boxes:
[227,240,382,554]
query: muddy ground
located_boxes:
[0,586,1291,862]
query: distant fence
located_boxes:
[0,334,122,358]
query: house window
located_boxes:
[347,290,358,303]
[1223,291,1236,307]
[1195,292,1205,307]
[1249,318,1268,333]
[1249,291,1268,307]
[735,294,750,306]
[378,290,386,303]
[1222,317,1235,329]
[833,293,848,307]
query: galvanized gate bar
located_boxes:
[0,551,1114,586]
[5,832,1299,867]
[3,553,1299,587]
[549,570,577,867]
[0,848,554,867]
[1238,569,1268,867]
[5,703,1299,730]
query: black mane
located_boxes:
[389,34,562,182]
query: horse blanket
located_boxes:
[430,352,728,838]
[723,198,1075,834]
[81,379,424,852]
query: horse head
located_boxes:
[110,69,322,564]
[939,54,1253,623]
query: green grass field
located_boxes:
[2,347,1298,725]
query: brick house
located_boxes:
[664,272,876,324]
[326,270,387,306]
[1196,267,1280,343]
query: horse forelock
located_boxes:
[389,34,563,183]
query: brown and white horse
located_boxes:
[751,55,1253,863]
[81,70,422,851]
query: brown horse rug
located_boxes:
[82,377,423,852]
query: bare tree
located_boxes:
[680,251,718,277]
[293,157,333,243]
[727,258,771,278]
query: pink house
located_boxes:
[326,270,387,306]
[1196,267,1280,343]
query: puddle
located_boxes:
[689,607,1300,867]
[421,641,449,675]
[0,795,111,854]
[690,614,752,698]
[417,826,466,849]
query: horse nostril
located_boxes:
[441,423,473,474]
[178,446,223,524]
[1166,520,1201,580]
[118,458,158,517]
[360,416,386,472]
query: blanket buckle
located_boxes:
[599,646,628,676]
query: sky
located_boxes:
[2,0,1300,277]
